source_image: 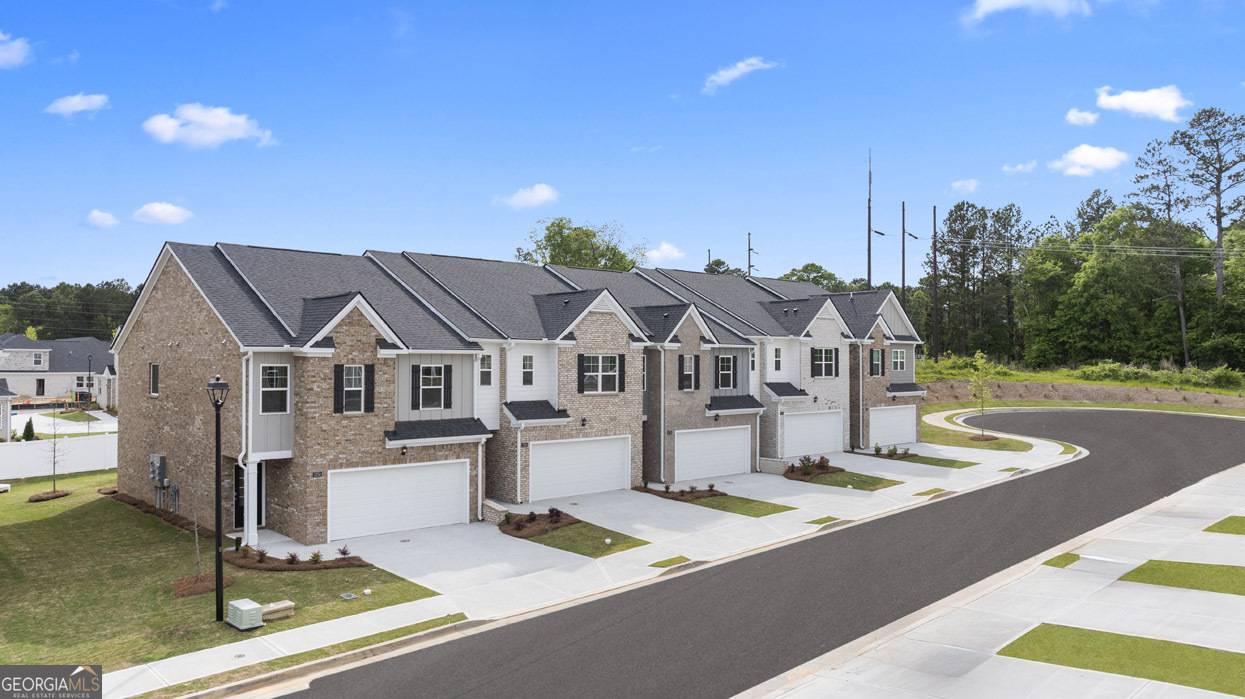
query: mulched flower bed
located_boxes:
[96,486,118,495]
[113,492,225,539]
[783,466,845,482]
[172,572,234,598]
[499,509,581,539]
[223,550,371,571]
[637,486,727,501]
[27,490,71,503]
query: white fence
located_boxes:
[0,434,117,480]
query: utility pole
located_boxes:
[866,150,873,288]
[931,205,940,363]
[746,232,758,277]
[900,201,906,304]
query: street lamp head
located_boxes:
[207,375,230,405]
[906,232,919,240]
[871,229,887,237]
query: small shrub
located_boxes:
[707,483,715,492]
[901,447,910,456]
[337,545,351,557]
[256,548,268,563]
[664,483,672,493]
[309,550,323,564]
[642,478,650,490]
[21,418,34,442]
[240,545,253,559]
[548,507,562,523]
[502,512,512,525]
[886,445,898,458]
[688,484,698,493]
[787,464,796,474]
[513,520,525,531]
[873,443,882,455]
[527,511,537,523]
[801,461,815,477]
[285,552,300,565]
[817,456,830,471]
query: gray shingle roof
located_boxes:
[167,243,295,348]
[749,276,832,299]
[385,417,491,441]
[366,250,505,341]
[0,378,14,397]
[706,395,764,412]
[212,244,476,351]
[764,381,808,398]
[533,289,606,339]
[0,333,43,349]
[887,382,925,394]
[650,268,791,336]
[825,291,890,339]
[503,400,569,421]
[629,303,691,343]
[0,336,114,373]
[760,297,832,336]
[403,253,575,340]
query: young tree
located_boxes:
[968,350,994,437]
[703,258,745,276]
[515,217,643,271]
[1170,107,1245,300]
[21,417,35,442]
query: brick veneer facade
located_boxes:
[116,257,244,532]
[485,311,643,503]
[848,325,920,449]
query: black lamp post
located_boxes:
[86,354,93,436]
[206,375,230,622]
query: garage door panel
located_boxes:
[869,406,917,447]
[530,436,630,501]
[329,460,469,540]
[675,426,750,482]
[783,410,843,458]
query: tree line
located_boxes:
[0,280,140,341]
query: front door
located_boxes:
[233,463,265,530]
[35,379,44,396]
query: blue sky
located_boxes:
[2,0,1243,288]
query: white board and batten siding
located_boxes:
[327,460,470,540]
[394,354,476,421]
[782,410,843,458]
[869,405,918,447]
[528,435,630,502]
[250,352,294,456]
[476,343,501,429]
[674,425,750,481]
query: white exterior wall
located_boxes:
[476,342,502,429]
[0,349,48,371]
[1,397,9,441]
[0,373,78,400]
[799,313,853,450]
[763,338,801,385]
[505,341,557,404]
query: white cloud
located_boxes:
[142,103,275,149]
[1095,85,1191,122]
[1048,144,1128,176]
[45,93,109,118]
[0,30,32,69]
[962,0,1090,25]
[133,202,194,224]
[51,49,79,65]
[1065,107,1099,126]
[494,183,559,209]
[702,56,778,95]
[951,178,980,193]
[1002,160,1037,174]
[86,209,119,229]
[646,242,685,264]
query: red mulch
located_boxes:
[96,486,118,495]
[224,550,370,571]
[27,490,71,503]
[637,486,727,502]
[172,572,234,598]
[499,511,580,539]
[783,466,845,482]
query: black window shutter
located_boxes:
[881,349,886,376]
[364,364,375,412]
[677,354,687,390]
[713,356,721,389]
[577,354,586,393]
[733,355,740,389]
[617,354,625,392]
[833,348,840,377]
[811,348,819,377]
[443,364,453,409]
[411,364,421,409]
[332,364,344,413]
[693,354,701,390]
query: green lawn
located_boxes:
[135,613,465,699]
[1122,560,1245,597]
[999,467,1022,473]
[905,454,977,469]
[806,514,841,525]
[809,470,903,491]
[999,623,1245,697]
[649,555,690,568]
[1207,516,1245,535]
[41,409,99,423]
[924,399,1245,420]
[918,359,1245,398]
[34,431,101,440]
[1043,552,1081,568]
[0,470,438,672]
[687,494,795,518]
[530,522,648,558]
[919,416,1032,453]
[914,487,949,497]
[1056,440,1080,455]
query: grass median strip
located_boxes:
[40,409,99,423]
[1056,440,1079,455]
[805,514,841,525]
[999,467,1022,473]
[687,494,795,518]
[649,555,690,568]
[914,488,949,497]
[1043,553,1080,568]
[999,623,1245,697]
[919,419,1032,452]
[1207,516,1245,535]
[1121,560,1245,597]
[531,522,648,558]
[809,470,903,491]
[134,613,466,699]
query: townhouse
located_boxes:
[113,241,924,547]
[0,333,118,409]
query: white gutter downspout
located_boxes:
[858,344,865,449]
[477,440,484,520]
[516,423,524,503]
[754,412,760,472]
[659,350,666,483]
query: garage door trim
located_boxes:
[868,405,917,447]
[782,408,844,458]
[673,424,752,482]
[528,433,632,501]
[326,458,470,542]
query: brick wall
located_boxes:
[849,325,921,449]
[116,256,244,532]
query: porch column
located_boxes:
[244,460,260,546]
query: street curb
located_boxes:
[180,618,491,699]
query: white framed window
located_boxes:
[869,349,883,377]
[148,363,160,396]
[260,364,290,414]
[717,355,735,389]
[750,349,756,371]
[774,347,782,372]
[891,349,907,372]
[521,355,534,386]
[342,364,364,413]
[582,354,619,393]
[420,365,445,409]
[76,375,93,389]
[680,354,695,391]
[479,354,492,386]
[812,348,835,378]
[33,353,43,366]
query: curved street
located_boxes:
[288,410,1245,699]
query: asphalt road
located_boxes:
[289,410,1245,699]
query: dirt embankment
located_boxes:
[924,379,1245,409]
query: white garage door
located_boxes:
[529,435,631,501]
[783,410,843,458]
[328,460,469,541]
[870,405,918,447]
[675,426,751,482]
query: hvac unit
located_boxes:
[226,598,264,631]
